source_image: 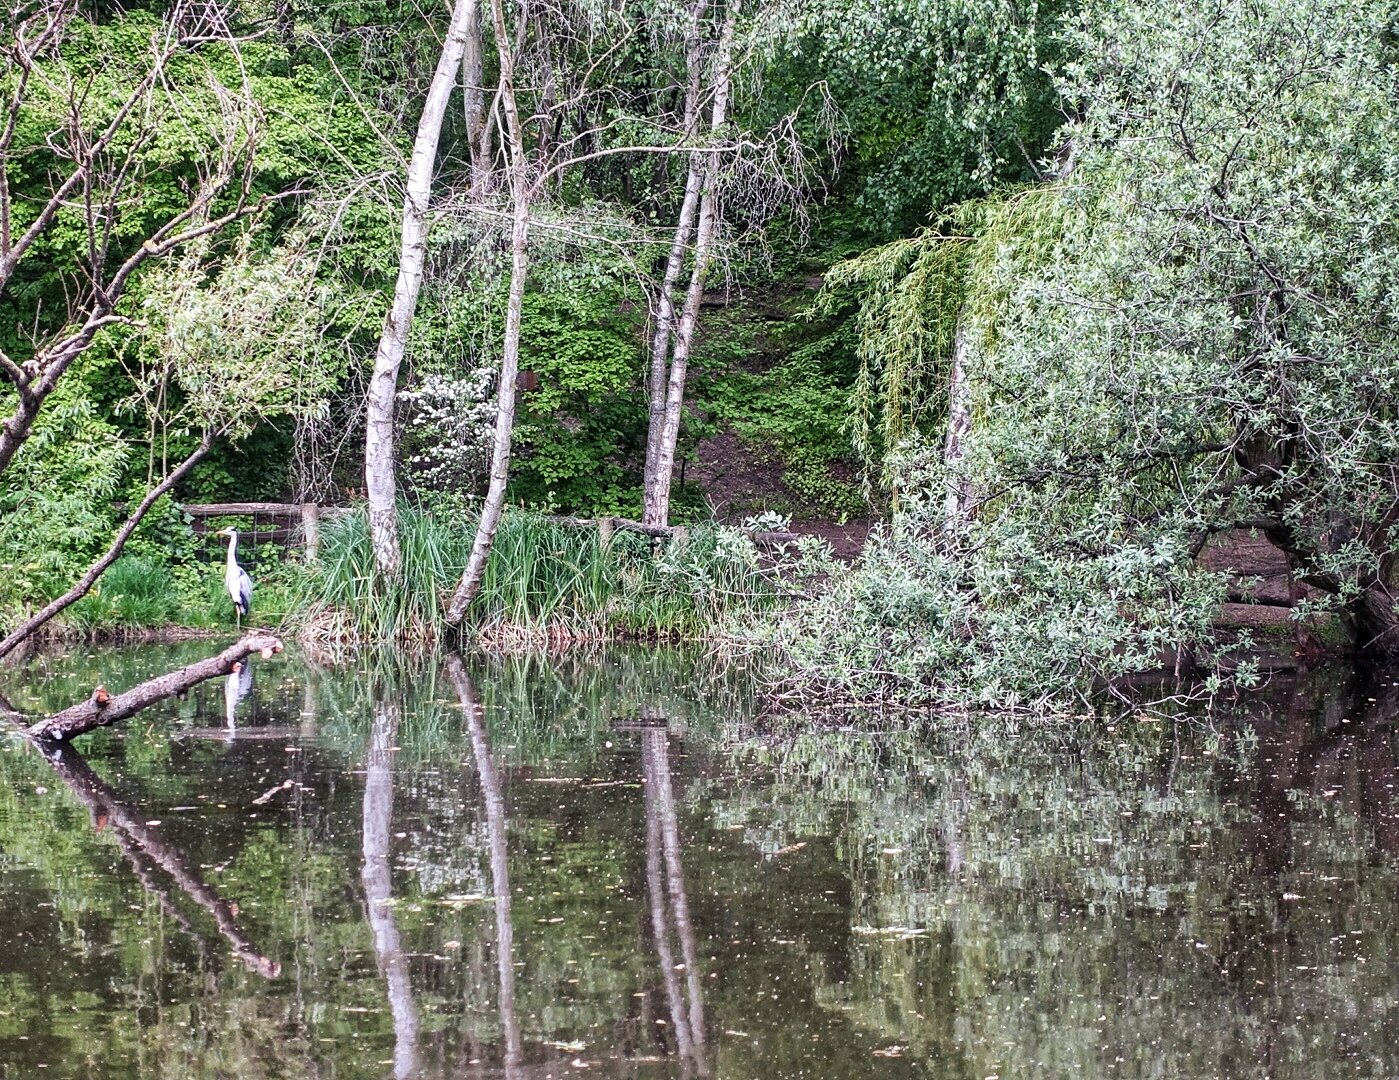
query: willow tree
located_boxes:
[782,0,1399,705]
[824,187,1066,518]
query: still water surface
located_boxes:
[1,644,1398,1079]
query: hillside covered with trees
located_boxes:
[2,0,1396,706]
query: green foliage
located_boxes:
[763,0,1071,238]
[67,556,178,630]
[510,279,649,515]
[131,236,334,441]
[824,186,1068,485]
[698,299,869,520]
[782,0,1399,705]
[0,366,130,616]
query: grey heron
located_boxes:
[215,526,254,628]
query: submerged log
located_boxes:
[28,633,283,742]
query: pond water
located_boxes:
[1,644,1398,1079]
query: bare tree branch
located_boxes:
[0,427,223,660]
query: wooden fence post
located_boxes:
[300,503,321,561]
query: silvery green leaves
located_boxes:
[780,0,1399,707]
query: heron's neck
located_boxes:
[226,533,238,568]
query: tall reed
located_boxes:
[297,505,784,646]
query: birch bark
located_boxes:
[444,0,532,622]
[364,0,479,577]
[641,0,740,528]
[640,0,708,515]
[462,0,492,194]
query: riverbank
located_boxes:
[1,505,832,657]
[2,505,1364,716]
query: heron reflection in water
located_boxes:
[223,657,254,736]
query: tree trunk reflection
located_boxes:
[641,726,707,1075]
[362,692,420,1080]
[448,655,523,1075]
[40,741,279,977]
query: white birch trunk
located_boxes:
[640,1,708,522]
[364,0,478,578]
[640,166,702,523]
[643,0,740,529]
[445,0,532,623]
[942,315,975,535]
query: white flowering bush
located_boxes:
[396,370,496,501]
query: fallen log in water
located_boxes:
[27,633,283,742]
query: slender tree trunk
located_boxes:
[641,0,706,524]
[642,0,739,528]
[462,0,491,194]
[641,0,708,515]
[444,173,529,623]
[445,0,532,623]
[641,171,701,520]
[941,315,975,535]
[0,429,218,661]
[365,0,478,578]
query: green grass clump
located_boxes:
[58,552,300,638]
[68,555,179,630]
[298,504,788,646]
[298,505,471,645]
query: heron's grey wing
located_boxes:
[239,568,253,614]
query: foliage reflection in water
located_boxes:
[1,645,1398,1079]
